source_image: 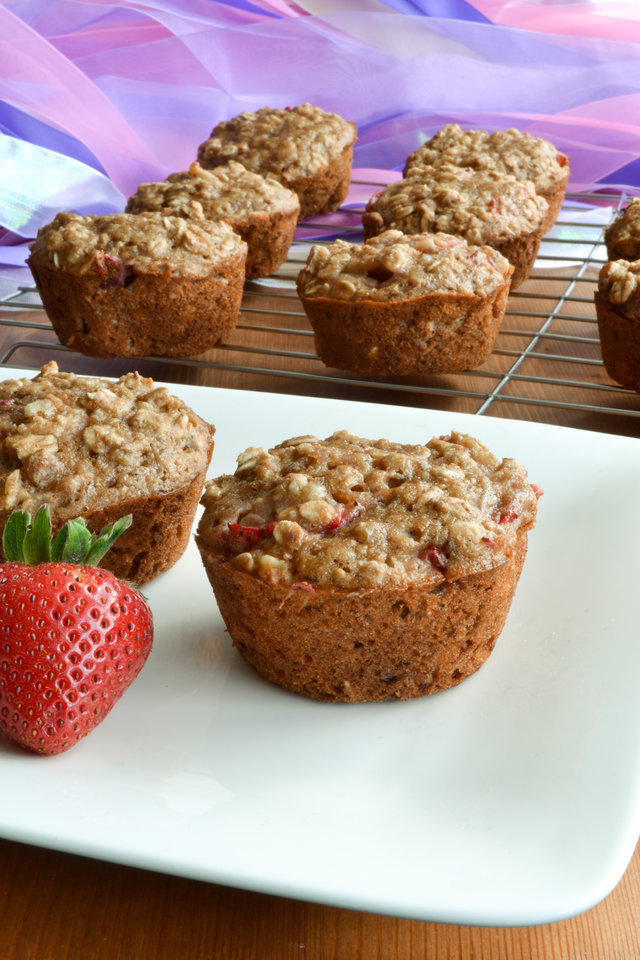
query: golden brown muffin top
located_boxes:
[363,166,548,246]
[598,258,640,319]
[198,430,539,590]
[28,211,246,279]
[404,123,569,193]
[197,103,357,181]
[0,363,214,519]
[126,161,300,225]
[297,230,512,301]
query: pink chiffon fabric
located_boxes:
[1,0,640,271]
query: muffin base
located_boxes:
[232,206,299,279]
[290,143,354,220]
[491,226,544,290]
[595,292,640,391]
[28,257,246,359]
[198,530,530,703]
[0,459,213,586]
[299,278,512,377]
[539,171,569,234]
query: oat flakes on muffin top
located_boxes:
[197,103,356,181]
[0,362,214,518]
[362,166,548,246]
[126,161,300,223]
[29,211,245,279]
[403,123,569,194]
[598,258,640,319]
[198,430,538,591]
[297,229,512,301]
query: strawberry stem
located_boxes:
[2,507,132,567]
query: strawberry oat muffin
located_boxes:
[196,429,539,702]
[296,230,513,376]
[403,123,569,234]
[362,166,548,290]
[604,199,640,262]
[27,211,247,358]
[595,258,640,391]
[197,103,357,220]
[0,363,215,584]
[126,161,300,279]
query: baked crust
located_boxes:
[299,284,511,376]
[198,526,530,702]
[595,291,640,392]
[196,430,538,701]
[28,257,246,359]
[297,231,513,375]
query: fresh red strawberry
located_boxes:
[0,507,153,756]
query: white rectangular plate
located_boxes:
[1,369,639,927]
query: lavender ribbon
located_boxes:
[2,0,640,274]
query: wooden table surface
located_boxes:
[1,238,639,958]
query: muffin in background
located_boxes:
[604,199,640,262]
[297,230,514,376]
[197,103,357,220]
[403,123,569,234]
[126,161,300,279]
[362,166,548,290]
[0,363,215,585]
[196,429,539,703]
[595,258,640,391]
[28,211,247,359]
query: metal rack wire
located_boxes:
[1,182,638,438]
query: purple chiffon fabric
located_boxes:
[2,0,640,270]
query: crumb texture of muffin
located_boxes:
[126,161,300,278]
[297,230,513,375]
[0,363,215,583]
[197,103,357,219]
[403,123,569,232]
[604,199,640,262]
[197,430,539,702]
[27,211,247,358]
[362,166,548,290]
[595,258,640,391]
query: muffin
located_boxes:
[126,161,300,279]
[197,103,357,220]
[0,362,215,584]
[27,211,247,359]
[296,230,514,376]
[604,199,640,262]
[362,166,548,290]
[594,259,640,391]
[403,123,569,234]
[196,430,539,703]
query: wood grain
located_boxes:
[0,836,638,960]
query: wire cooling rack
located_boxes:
[1,182,639,438]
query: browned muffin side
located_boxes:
[27,211,247,359]
[362,166,548,291]
[126,161,300,279]
[595,259,640,391]
[196,430,539,702]
[296,230,514,376]
[403,123,569,234]
[197,103,357,220]
[0,363,215,584]
[604,199,640,262]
